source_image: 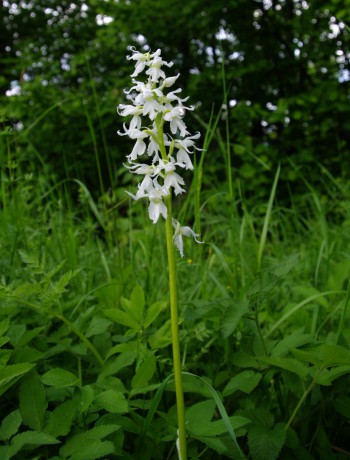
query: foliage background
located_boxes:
[1,0,349,199]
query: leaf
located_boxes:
[144,300,166,328]
[99,352,136,380]
[148,319,172,349]
[223,371,262,396]
[270,330,313,357]
[103,308,140,330]
[222,301,250,338]
[8,431,59,458]
[44,398,78,437]
[80,385,95,413]
[0,410,22,441]
[19,371,47,431]
[247,271,279,303]
[0,363,35,396]
[94,390,128,414]
[291,348,323,367]
[248,423,286,460]
[60,425,120,459]
[130,284,145,324]
[319,344,350,367]
[131,352,156,389]
[63,439,115,460]
[310,365,350,386]
[257,357,308,378]
[85,317,112,338]
[41,368,79,388]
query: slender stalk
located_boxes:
[164,194,187,460]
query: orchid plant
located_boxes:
[118,47,204,460]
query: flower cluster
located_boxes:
[118,47,203,256]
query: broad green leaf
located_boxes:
[0,363,35,396]
[248,423,286,460]
[19,371,47,431]
[62,439,114,460]
[144,300,167,328]
[186,400,216,426]
[60,425,120,458]
[148,319,172,349]
[130,284,145,323]
[8,431,59,458]
[94,390,128,414]
[319,344,350,367]
[222,301,250,338]
[270,330,313,357]
[44,398,78,437]
[132,353,156,389]
[103,308,140,330]
[310,365,350,386]
[80,385,95,413]
[0,410,22,441]
[195,435,244,460]
[41,368,79,388]
[99,352,136,380]
[85,317,112,338]
[0,318,10,337]
[257,357,308,378]
[223,371,262,396]
[17,327,44,347]
[291,348,323,367]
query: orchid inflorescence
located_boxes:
[118,47,203,257]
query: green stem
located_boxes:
[165,194,187,460]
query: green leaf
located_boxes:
[8,431,59,458]
[222,301,250,338]
[0,410,22,441]
[144,300,166,328]
[94,390,128,414]
[85,317,112,338]
[248,423,286,460]
[148,319,172,349]
[319,344,350,367]
[310,365,350,386]
[19,371,47,431]
[0,318,10,337]
[223,371,262,396]
[270,330,313,357]
[80,385,95,413]
[0,363,35,396]
[130,284,145,324]
[44,398,78,437]
[60,425,120,459]
[41,368,79,388]
[291,348,323,367]
[257,357,308,378]
[103,308,140,330]
[131,352,156,389]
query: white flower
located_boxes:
[148,187,168,223]
[172,219,204,257]
[164,105,191,136]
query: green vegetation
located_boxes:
[1,1,350,459]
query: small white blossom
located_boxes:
[172,219,204,257]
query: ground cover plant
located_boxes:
[1,85,350,459]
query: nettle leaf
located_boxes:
[60,425,120,459]
[0,410,22,441]
[223,371,262,397]
[8,431,59,458]
[131,352,156,389]
[222,301,251,338]
[257,357,308,379]
[94,390,128,414]
[19,371,47,431]
[0,363,35,396]
[44,398,78,437]
[41,368,79,388]
[248,423,286,460]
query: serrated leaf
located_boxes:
[291,348,323,367]
[270,331,313,357]
[223,371,262,396]
[0,318,10,337]
[17,327,44,347]
[310,365,350,386]
[222,301,250,338]
[80,385,95,413]
[41,368,79,388]
[8,431,59,458]
[247,271,279,302]
[44,398,78,437]
[60,425,120,458]
[319,344,350,367]
[19,371,47,431]
[131,353,156,389]
[0,410,22,441]
[64,439,114,460]
[248,423,286,460]
[99,352,136,380]
[0,363,35,396]
[94,390,128,413]
[257,357,308,378]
